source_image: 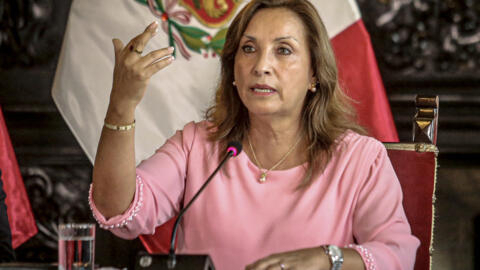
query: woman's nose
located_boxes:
[253,51,272,76]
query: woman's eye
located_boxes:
[241,45,255,53]
[278,47,292,55]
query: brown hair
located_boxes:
[205,0,366,187]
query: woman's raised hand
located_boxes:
[93,22,174,218]
[109,21,174,117]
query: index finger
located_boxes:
[127,21,159,54]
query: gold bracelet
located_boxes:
[104,119,136,131]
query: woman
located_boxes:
[90,0,419,269]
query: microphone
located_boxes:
[167,141,242,269]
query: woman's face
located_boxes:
[234,7,315,120]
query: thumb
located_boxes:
[112,38,124,60]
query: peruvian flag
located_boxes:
[52,0,397,168]
[0,106,37,248]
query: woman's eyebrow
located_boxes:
[274,36,298,43]
[243,35,256,41]
[242,35,299,43]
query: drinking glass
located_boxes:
[58,223,95,270]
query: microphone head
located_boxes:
[226,141,242,157]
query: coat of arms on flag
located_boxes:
[179,0,241,26]
[135,0,241,59]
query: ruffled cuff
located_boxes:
[346,244,377,270]
[88,175,144,229]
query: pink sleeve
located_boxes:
[88,122,197,239]
[351,142,420,270]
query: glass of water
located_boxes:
[58,223,95,270]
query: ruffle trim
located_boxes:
[88,175,144,229]
[346,244,377,270]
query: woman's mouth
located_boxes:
[252,88,275,93]
[250,84,276,95]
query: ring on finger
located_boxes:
[129,44,143,54]
[279,263,286,270]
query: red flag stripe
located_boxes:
[331,20,399,142]
[0,106,37,248]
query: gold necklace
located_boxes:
[247,133,302,183]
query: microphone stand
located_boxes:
[167,146,238,269]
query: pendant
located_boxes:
[259,172,267,183]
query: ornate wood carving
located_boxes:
[413,95,439,144]
[14,165,93,262]
[357,0,480,154]
[357,0,480,85]
[0,0,67,68]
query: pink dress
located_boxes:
[89,121,419,270]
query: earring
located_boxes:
[232,81,236,86]
[310,82,317,92]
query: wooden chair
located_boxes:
[383,95,439,270]
[384,142,437,270]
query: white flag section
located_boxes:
[52,0,361,164]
